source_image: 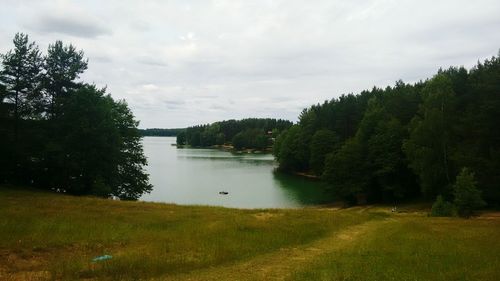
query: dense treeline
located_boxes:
[177,118,293,150]
[139,128,184,137]
[274,54,500,206]
[0,33,151,200]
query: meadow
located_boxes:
[1,186,499,280]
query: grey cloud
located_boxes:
[28,15,111,38]
[91,55,113,63]
[163,99,186,110]
[209,104,229,111]
[137,56,169,67]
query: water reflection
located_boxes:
[272,172,335,205]
[141,137,330,208]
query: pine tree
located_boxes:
[403,74,457,197]
[44,41,88,117]
[453,168,486,217]
[0,33,44,139]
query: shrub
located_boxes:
[453,168,486,218]
[430,195,454,217]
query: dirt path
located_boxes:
[158,218,391,281]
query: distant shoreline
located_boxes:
[173,141,274,154]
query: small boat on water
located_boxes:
[219,191,229,195]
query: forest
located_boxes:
[139,128,184,137]
[0,33,151,200]
[274,53,500,208]
[176,118,293,150]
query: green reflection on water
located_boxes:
[141,137,332,208]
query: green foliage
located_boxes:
[0,33,150,199]
[232,129,268,150]
[215,133,225,145]
[40,87,151,200]
[176,131,187,145]
[231,132,245,149]
[366,119,408,195]
[275,54,500,205]
[181,118,291,149]
[309,129,339,175]
[452,56,500,203]
[139,128,184,137]
[357,91,419,201]
[403,74,457,197]
[453,168,486,217]
[274,125,309,171]
[430,195,454,217]
[272,129,285,157]
[0,33,44,184]
[0,33,44,122]
[44,40,87,117]
[323,138,369,203]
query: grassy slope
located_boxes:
[0,187,499,281]
[291,215,500,281]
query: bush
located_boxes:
[430,195,455,217]
[453,168,486,218]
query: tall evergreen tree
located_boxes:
[0,33,44,138]
[403,74,457,197]
[44,40,88,117]
[0,33,44,183]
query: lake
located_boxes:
[140,137,333,208]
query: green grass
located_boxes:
[290,216,500,281]
[0,187,378,280]
[0,186,499,281]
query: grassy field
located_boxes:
[291,215,500,281]
[0,186,499,280]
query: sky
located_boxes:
[1,0,499,128]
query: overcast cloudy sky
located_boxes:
[1,0,499,128]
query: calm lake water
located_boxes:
[140,137,333,208]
